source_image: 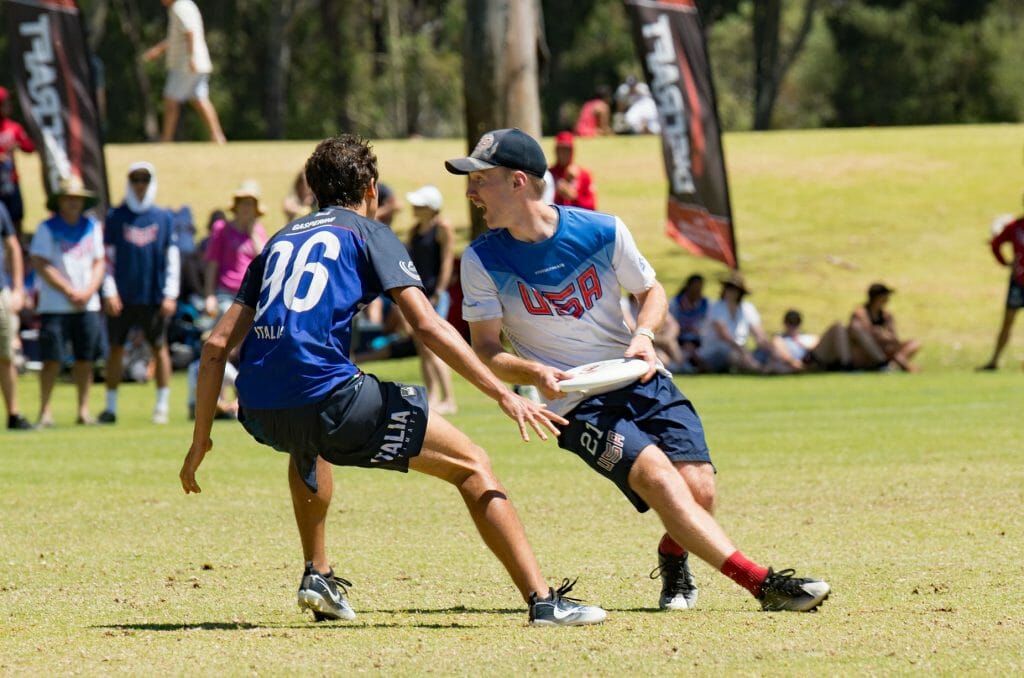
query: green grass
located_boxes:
[13,123,1024,369]
[2,361,1023,675]
[4,125,1024,673]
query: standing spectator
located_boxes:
[99,162,179,425]
[848,282,921,372]
[29,176,105,427]
[282,170,316,222]
[696,271,769,373]
[0,201,32,429]
[143,0,226,144]
[669,274,709,372]
[406,184,457,414]
[375,182,401,227]
[203,181,267,318]
[549,132,597,211]
[0,86,36,235]
[979,211,1024,370]
[574,86,614,138]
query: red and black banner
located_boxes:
[624,0,736,268]
[4,0,108,214]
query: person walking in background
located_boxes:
[0,86,36,235]
[203,181,267,318]
[29,176,106,427]
[848,282,921,372]
[406,184,458,414]
[99,162,179,425]
[180,134,607,627]
[448,127,830,613]
[549,132,597,211]
[574,86,614,138]
[143,0,226,144]
[979,209,1024,370]
[0,201,32,429]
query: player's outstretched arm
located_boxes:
[468,318,571,400]
[180,302,254,494]
[391,286,566,441]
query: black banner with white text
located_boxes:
[4,0,108,215]
[624,0,736,267]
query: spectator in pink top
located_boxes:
[203,180,267,317]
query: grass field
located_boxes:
[2,360,1023,675]
[12,123,1024,367]
[3,125,1024,674]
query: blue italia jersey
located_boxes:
[105,204,177,305]
[235,207,422,409]
[461,205,657,415]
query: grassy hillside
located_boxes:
[14,124,1024,368]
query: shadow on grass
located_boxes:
[93,619,486,631]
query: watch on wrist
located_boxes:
[634,327,656,342]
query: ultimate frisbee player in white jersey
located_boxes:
[450,128,830,612]
[179,135,606,626]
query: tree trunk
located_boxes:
[265,0,300,139]
[753,0,817,130]
[111,0,159,140]
[463,0,543,238]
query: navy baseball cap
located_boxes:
[445,128,547,178]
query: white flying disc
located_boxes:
[557,358,649,393]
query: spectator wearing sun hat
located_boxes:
[29,175,106,426]
[405,184,458,414]
[549,131,596,210]
[203,180,268,318]
[0,85,36,235]
[696,270,770,374]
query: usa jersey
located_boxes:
[461,205,656,415]
[105,204,177,305]
[235,207,422,409]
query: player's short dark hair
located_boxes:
[305,135,380,209]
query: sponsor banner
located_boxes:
[4,0,109,214]
[624,0,736,267]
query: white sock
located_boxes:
[106,389,118,413]
[155,387,171,412]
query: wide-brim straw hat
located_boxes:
[231,180,266,216]
[47,174,99,212]
[720,269,751,295]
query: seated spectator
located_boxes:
[623,92,661,135]
[759,309,851,374]
[574,85,613,137]
[696,270,770,373]
[282,170,316,222]
[669,273,709,373]
[848,282,921,372]
[549,132,597,210]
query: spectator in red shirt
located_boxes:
[0,86,36,235]
[549,132,596,211]
[979,211,1024,370]
[574,86,613,138]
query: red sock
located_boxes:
[720,551,769,597]
[658,534,686,557]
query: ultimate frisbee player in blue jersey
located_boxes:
[450,128,830,612]
[179,135,606,626]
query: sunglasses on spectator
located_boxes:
[129,174,151,184]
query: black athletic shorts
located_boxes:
[239,373,429,493]
[107,304,171,347]
[39,312,103,363]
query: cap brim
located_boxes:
[444,157,499,175]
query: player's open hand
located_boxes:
[498,392,568,443]
[180,438,212,494]
[624,334,659,382]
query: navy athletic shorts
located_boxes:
[557,372,713,513]
[239,373,429,493]
[1006,277,1024,310]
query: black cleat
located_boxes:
[758,568,830,612]
[650,551,698,610]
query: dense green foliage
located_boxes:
[1,0,1021,140]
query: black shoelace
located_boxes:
[761,568,803,595]
[649,556,694,595]
[551,577,582,602]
